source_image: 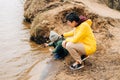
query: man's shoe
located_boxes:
[69,62,84,70]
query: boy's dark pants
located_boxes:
[54,44,68,58]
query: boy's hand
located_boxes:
[44,43,49,47]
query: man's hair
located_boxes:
[66,12,80,22]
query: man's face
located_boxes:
[67,20,76,28]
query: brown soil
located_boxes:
[23,0,120,80]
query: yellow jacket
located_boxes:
[63,19,96,55]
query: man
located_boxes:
[62,12,96,70]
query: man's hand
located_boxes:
[62,40,67,48]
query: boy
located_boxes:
[45,31,68,59]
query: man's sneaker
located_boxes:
[69,62,84,70]
[81,55,89,61]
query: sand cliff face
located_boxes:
[102,0,120,10]
[23,0,120,80]
[24,0,61,22]
[24,0,120,45]
[23,0,120,53]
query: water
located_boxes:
[0,0,52,80]
[28,57,63,80]
[0,0,61,80]
[28,58,52,80]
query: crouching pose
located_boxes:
[45,31,68,60]
[62,12,97,70]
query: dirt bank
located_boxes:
[24,0,120,80]
[24,0,120,44]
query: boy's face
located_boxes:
[67,20,76,28]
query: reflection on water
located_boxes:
[28,58,52,80]
[28,57,63,80]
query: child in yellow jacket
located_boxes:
[62,12,96,70]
